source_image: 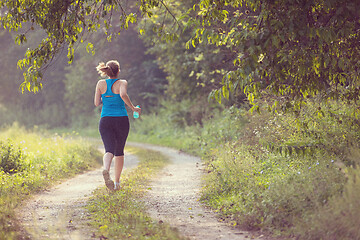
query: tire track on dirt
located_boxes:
[130,143,266,240]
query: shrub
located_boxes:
[296,151,360,240]
[0,124,102,239]
[0,140,25,174]
[130,98,359,238]
[200,143,346,233]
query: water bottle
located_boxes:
[133,105,140,119]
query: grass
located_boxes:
[0,123,102,240]
[0,123,185,239]
[85,146,185,240]
[128,99,360,239]
[200,144,346,234]
[297,161,360,240]
[4,98,357,239]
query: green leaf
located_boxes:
[26,82,31,92]
[86,42,95,55]
[222,85,229,99]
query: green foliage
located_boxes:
[0,22,165,128]
[0,0,169,92]
[97,25,167,111]
[298,162,360,240]
[0,28,71,128]
[201,145,345,232]
[86,146,184,240]
[139,0,246,106]
[185,0,360,109]
[129,111,198,153]
[2,0,359,117]
[258,101,360,164]
[63,48,96,127]
[0,124,102,239]
[130,98,360,238]
[0,140,25,174]
[128,98,219,154]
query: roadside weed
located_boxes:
[130,100,360,239]
[86,147,185,240]
[0,124,102,239]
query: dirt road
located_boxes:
[130,143,264,240]
[17,143,265,240]
[17,150,138,240]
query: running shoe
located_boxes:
[114,182,121,191]
[102,169,114,190]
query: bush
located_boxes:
[295,149,360,240]
[0,140,25,174]
[130,98,360,238]
[201,144,346,232]
[0,124,102,239]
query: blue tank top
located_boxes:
[100,79,128,118]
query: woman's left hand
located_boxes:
[134,106,141,116]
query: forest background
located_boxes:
[1,0,360,239]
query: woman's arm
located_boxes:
[94,81,102,106]
[119,80,141,115]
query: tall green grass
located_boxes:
[130,99,360,239]
[0,123,102,239]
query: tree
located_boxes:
[2,0,358,114]
[0,28,70,127]
[186,0,360,111]
[62,24,166,125]
[139,0,246,106]
[0,0,164,92]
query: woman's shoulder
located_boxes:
[118,79,128,85]
[96,79,107,92]
[97,79,108,86]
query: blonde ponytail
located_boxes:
[96,60,120,78]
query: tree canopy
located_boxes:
[184,0,360,111]
[1,0,359,111]
[0,0,156,92]
[0,3,165,127]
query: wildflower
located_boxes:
[308,167,311,170]
[297,171,301,174]
[316,162,319,165]
[331,160,334,163]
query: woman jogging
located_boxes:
[94,60,141,191]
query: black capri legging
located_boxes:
[99,116,130,156]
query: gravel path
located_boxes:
[17,143,268,240]
[130,143,265,240]
[17,149,138,240]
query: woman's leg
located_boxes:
[114,155,124,183]
[102,152,115,190]
[113,116,129,189]
[99,117,116,171]
[103,152,114,171]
